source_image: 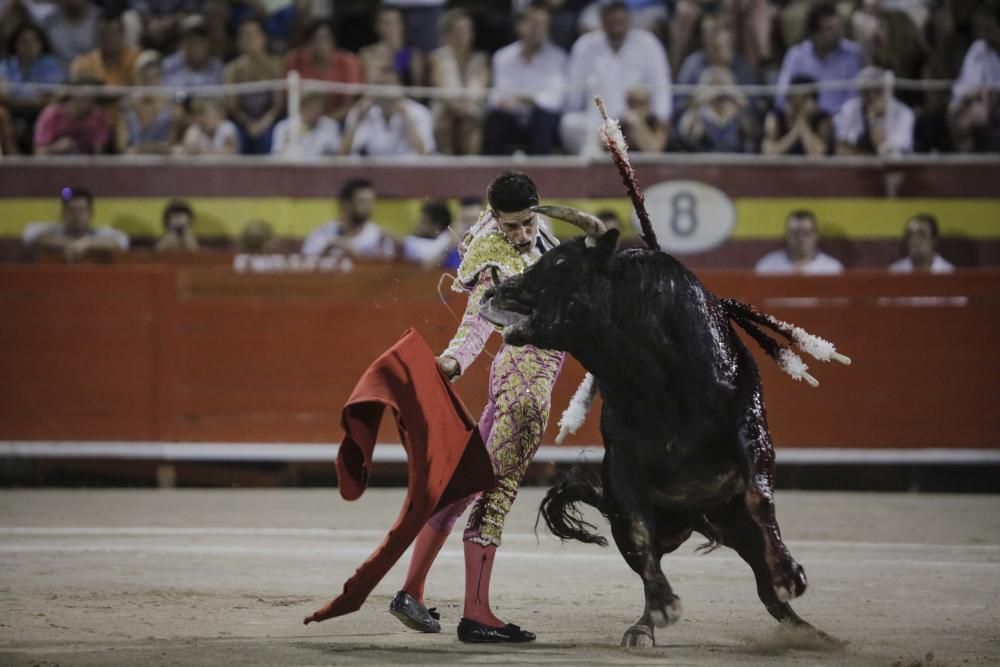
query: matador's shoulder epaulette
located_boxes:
[454,230,526,292]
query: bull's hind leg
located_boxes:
[737,392,807,602]
[603,454,682,648]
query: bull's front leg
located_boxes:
[603,451,682,648]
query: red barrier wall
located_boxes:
[1,264,998,448]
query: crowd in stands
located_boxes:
[21,183,957,276]
[0,0,997,158]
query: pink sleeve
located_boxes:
[33,105,57,148]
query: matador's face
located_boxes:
[495,208,538,254]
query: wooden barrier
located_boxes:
[1,264,997,449]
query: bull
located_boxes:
[479,205,849,648]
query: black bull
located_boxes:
[480,228,840,648]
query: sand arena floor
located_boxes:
[1,488,998,666]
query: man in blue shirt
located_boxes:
[775,2,865,115]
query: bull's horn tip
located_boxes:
[832,352,852,365]
[803,372,819,387]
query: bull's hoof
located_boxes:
[774,563,807,601]
[649,595,683,627]
[620,624,655,648]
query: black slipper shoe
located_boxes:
[389,591,441,633]
[457,617,536,643]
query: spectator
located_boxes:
[428,9,488,155]
[340,62,434,156]
[176,97,239,155]
[282,19,362,121]
[162,16,224,88]
[834,66,915,156]
[270,90,340,157]
[775,2,865,115]
[0,22,66,153]
[676,20,756,112]
[129,0,200,54]
[678,66,758,153]
[915,2,966,153]
[950,3,1000,152]
[43,0,100,63]
[400,199,454,268]
[359,6,425,87]
[224,17,283,155]
[262,0,318,55]
[33,73,109,155]
[561,1,671,155]
[482,3,567,156]
[448,195,483,267]
[754,209,844,275]
[620,84,669,152]
[116,49,181,154]
[155,198,199,253]
[238,218,277,254]
[381,0,446,54]
[762,74,833,156]
[22,186,128,261]
[870,9,926,108]
[889,213,955,273]
[69,10,138,86]
[301,178,397,260]
[201,0,234,61]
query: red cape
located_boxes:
[304,328,495,624]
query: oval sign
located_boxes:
[632,180,736,254]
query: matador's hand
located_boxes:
[436,355,460,381]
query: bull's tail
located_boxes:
[721,298,852,387]
[537,464,609,547]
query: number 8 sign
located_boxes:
[633,180,736,254]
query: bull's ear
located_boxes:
[593,229,620,264]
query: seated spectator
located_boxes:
[69,10,138,86]
[950,3,1000,153]
[834,66,915,156]
[270,91,340,157]
[162,16,224,88]
[175,97,239,155]
[116,50,181,154]
[678,67,758,153]
[482,3,567,156]
[224,17,283,155]
[755,209,844,275]
[0,22,66,153]
[282,19,362,121]
[43,0,100,63]
[155,198,199,253]
[33,73,109,155]
[870,9,926,109]
[262,0,318,55]
[400,200,454,268]
[429,9,488,155]
[620,84,669,152]
[340,63,434,157]
[22,187,128,261]
[762,74,833,156]
[382,0,446,54]
[238,218,277,254]
[889,213,955,273]
[301,178,397,260]
[915,2,965,153]
[775,2,865,116]
[675,20,755,112]
[561,1,671,155]
[129,0,200,54]
[359,6,425,87]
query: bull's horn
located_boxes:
[531,205,607,244]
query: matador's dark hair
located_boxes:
[487,171,539,213]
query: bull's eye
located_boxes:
[554,257,569,270]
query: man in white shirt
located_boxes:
[755,209,844,275]
[834,67,915,155]
[950,4,1000,152]
[271,92,341,157]
[301,178,397,259]
[399,200,455,268]
[23,187,129,262]
[482,4,567,155]
[560,1,671,154]
[340,64,434,157]
[888,213,955,273]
